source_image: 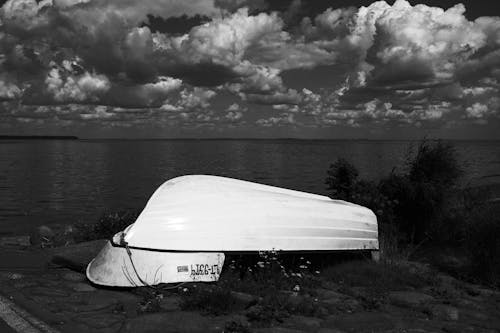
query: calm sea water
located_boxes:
[1,139,499,235]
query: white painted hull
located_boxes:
[122,175,379,252]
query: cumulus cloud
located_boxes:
[256,113,295,127]
[466,103,492,119]
[225,110,243,121]
[2,0,500,134]
[160,87,216,111]
[0,79,22,100]
[104,76,183,108]
[45,68,110,103]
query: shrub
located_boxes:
[74,210,139,242]
[401,140,462,242]
[325,139,464,248]
[323,139,500,287]
[325,158,360,201]
[408,140,462,187]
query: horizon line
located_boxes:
[1,135,500,142]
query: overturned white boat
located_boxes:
[87,175,379,287]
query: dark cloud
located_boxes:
[142,14,210,34]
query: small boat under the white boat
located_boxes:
[87,175,379,287]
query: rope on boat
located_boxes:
[124,241,152,288]
[121,234,188,291]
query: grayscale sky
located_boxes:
[1,0,499,138]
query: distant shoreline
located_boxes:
[1,136,499,142]
[0,135,79,140]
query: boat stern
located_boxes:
[86,239,225,287]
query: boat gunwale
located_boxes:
[111,239,379,254]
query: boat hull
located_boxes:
[86,175,379,287]
[123,175,379,252]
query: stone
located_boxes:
[388,291,434,308]
[469,286,500,297]
[66,297,115,313]
[429,304,459,321]
[230,291,259,307]
[7,273,24,280]
[254,328,305,333]
[323,312,395,332]
[222,314,250,329]
[62,271,87,282]
[316,289,347,301]
[318,329,346,333]
[28,286,70,297]
[441,323,476,333]
[322,295,360,313]
[29,225,55,246]
[461,309,488,321]
[0,236,31,247]
[342,299,361,312]
[121,311,223,333]
[158,295,181,312]
[71,282,97,292]
[13,281,37,289]
[75,313,124,329]
[283,292,310,308]
[284,315,322,331]
[50,239,107,272]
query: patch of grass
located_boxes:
[464,203,500,287]
[245,290,290,324]
[322,260,435,293]
[220,252,322,297]
[224,320,251,333]
[245,287,325,324]
[138,293,163,314]
[179,285,240,316]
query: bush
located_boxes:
[401,140,462,242]
[325,139,463,245]
[408,140,462,187]
[324,139,500,287]
[325,158,360,201]
[74,210,139,242]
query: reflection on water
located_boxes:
[1,139,499,234]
